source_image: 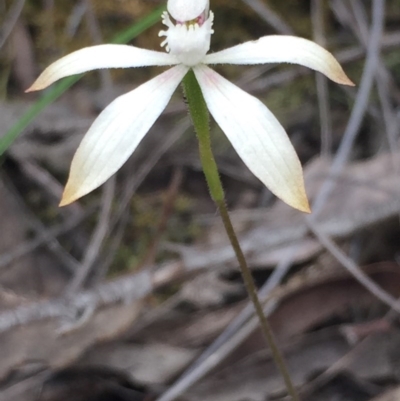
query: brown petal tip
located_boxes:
[339,75,355,87]
[25,82,44,93]
[296,197,311,214]
[25,85,36,93]
[59,188,77,207]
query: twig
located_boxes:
[0,209,92,271]
[64,0,87,38]
[65,178,115,293]
[84,0,113,91]
[241,0,294,35]
[312,0,332,156]
[111,118,190,231]
[0,0,25,49]
[1,175,82,274]
[18,160,64,200]
[90,208,129,284]
[0,268,153,333]
[0,256,217,334]
[42,0,55,51]
[93,119,190,280]
[0,258,184,334]
[139,167,184,268]
[16,158,83,219]
[64,0,117,293]
[155,301,278,401]
[347,0,399,169]
[307,220,400,313]
[0,371,50,401]
[312,0,385,216]
[167,248,295,400]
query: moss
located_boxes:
[108,191,201,276]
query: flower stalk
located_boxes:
[183,69,300,401]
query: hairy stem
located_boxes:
[182,69,300,401]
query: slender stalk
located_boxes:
[182,70,300,401]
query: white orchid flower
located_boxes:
[27,0,353,210]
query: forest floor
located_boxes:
[1,0,400,400]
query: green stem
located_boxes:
[182,70,300,401]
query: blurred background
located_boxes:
[0,0,400,400]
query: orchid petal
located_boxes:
[167,0,208,21]
[60,65,188,206]
[194,65,310,212]
[205,35,354,86]
[27,45,180,92]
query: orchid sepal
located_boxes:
[26,44,180,92]
[205,35,354,86]
[194,64,310,212]
[59,65,188,206]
